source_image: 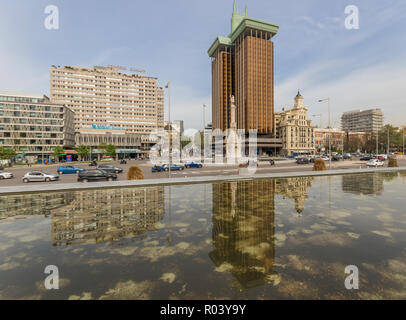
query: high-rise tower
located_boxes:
[208,3,279,135]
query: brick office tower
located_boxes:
[208,3,279,137]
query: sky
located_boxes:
[0,0,405,130]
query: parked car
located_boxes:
[96,164,123,174]
[332,155,343,161]
[296,157,310,164]
[367,159,384,167]
[78,169,117,182]
[22,171,59,183]
[151,165,165,172]
[57,165,83,174]
[343,153,352,160]
[377,154,388,160]
[321,155,330,161]
[184,162,203,168]
[162,164,185,171]
[0,171,13,179]
[360,155,373,161]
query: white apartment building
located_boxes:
[50,65,164,135]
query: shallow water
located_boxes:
[0,171,405,299]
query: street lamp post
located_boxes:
[165,81,171,178]
[203,104,206,131]
[312,114,322,129]
[318,98,331,169]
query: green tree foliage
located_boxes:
[105,144,116,158]
[76,145,91,160]
[52,146,65,162]
[0,146,16,161]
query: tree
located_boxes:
[76,145,91,161]
[378,125,402,153]
[52,146,65,163]
[97,142,108,157]
[0,147,16,166]
[105,144,116,158]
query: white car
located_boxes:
[0,171,13,179]
[22,171,59,183]
[367,159,384,167]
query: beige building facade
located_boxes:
[275,92,315,156]
[341,109,383,133]
[0,92,75,157]
[50,65,164,135]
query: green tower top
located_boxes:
[208,1,279,57]
[231,1,246,33]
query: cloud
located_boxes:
[275,57,406,127]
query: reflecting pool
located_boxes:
[0,171,406,299]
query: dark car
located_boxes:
[332,155,343,161]
[296,157,310,164]
[184,162,203,168]
[96,164,123,174]
[77,169,117,182]
[360,155,372,161]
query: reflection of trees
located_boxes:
[342,173,385,195]
[209,180,277,290]
[0,192,74,219]
[51,187,165,245]
[274,177,314,214]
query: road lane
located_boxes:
[0,158,404,187]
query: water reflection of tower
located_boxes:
[342,173,384,195]
[209,179,277,290]
[51,186,165,245]
[275,177,314,214]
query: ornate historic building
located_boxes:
[275,91,315,156]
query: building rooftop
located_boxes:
[51,65,158,80]
[0,91,46,100]
[208,3,279,57]
[342,108,383,115]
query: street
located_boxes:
[1,158,405,187]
